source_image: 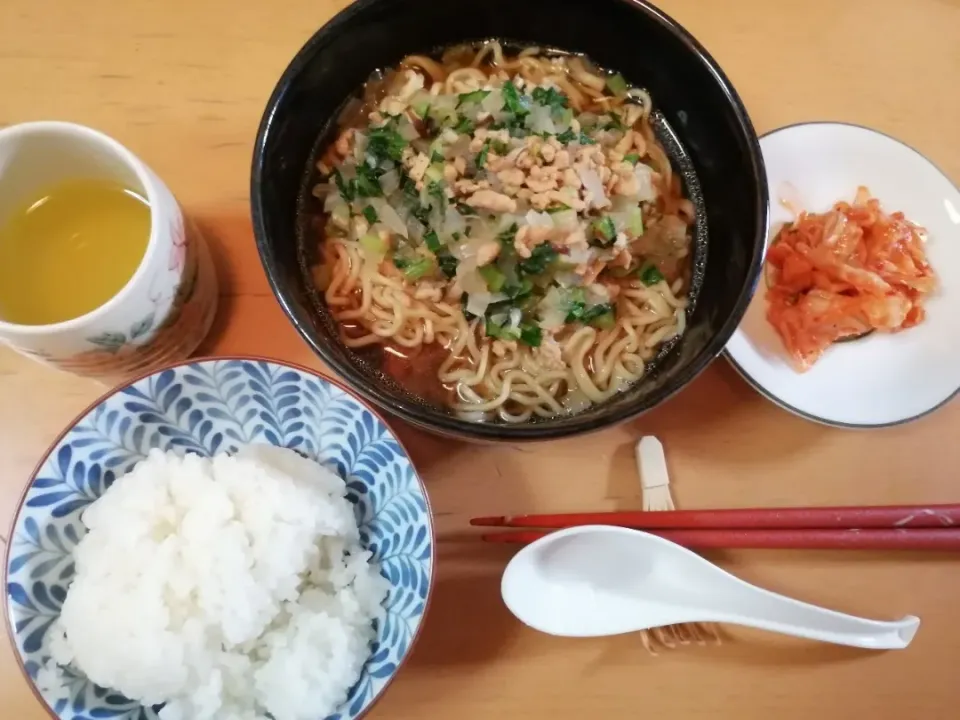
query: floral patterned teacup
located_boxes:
[0,121,218,381]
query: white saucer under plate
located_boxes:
[725,122,960,428]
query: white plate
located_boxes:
[725,122,960,427]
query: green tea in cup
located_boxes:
[0,121,219,380]
[0,178,150,325]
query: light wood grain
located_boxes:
[2,0,960,717]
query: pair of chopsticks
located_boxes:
[472,504,960,550]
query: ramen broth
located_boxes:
[306,41,700,423]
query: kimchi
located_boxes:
[765,187,936,371]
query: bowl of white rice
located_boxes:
[3,357,434,720]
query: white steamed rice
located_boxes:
[41,445,389,720]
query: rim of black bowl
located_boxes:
[2,355,437,720]
[250,0,769,441]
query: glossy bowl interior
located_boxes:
[251,0,768,440]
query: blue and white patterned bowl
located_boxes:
[3,357,435,720]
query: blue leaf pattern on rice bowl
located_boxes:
[4,358,434,720]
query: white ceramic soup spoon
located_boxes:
[500,525,919,649]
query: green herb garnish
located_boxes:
[362,206,379,224]
[503,277,534,300]
[479,264,506,292]
[518,243,557,275]
[453,115,475,134]
[623,152,640,165]
[431,150,445,163]
[366,124,407,162]
[354,164,383,198]
[531,86,568,112]
[457,89,491,107]
[476,140,491,170]
[501,80,529,118]
[485,317,519,341]
[591,216,617,245]
[456,201,477,216]
[639,264,665,286]
[423,229,442,253]
[392,254,433,281]
[589,309,616,330]
[519,323,543,347]
[566,292,615,325]
[332,169,355,202]
[555,128,596,146]
[497,223,519,245]
[436,249,458,278]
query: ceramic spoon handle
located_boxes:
[701,585,919,649]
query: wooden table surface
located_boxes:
[2,0,959,717]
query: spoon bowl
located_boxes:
[501,525,919,649]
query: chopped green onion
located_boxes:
[497,222,519,245]
[359,233,387,256]
[546,204,570,213]
[623,152,640,165]
[606,73,629,97]
[567,301,615,326]
[366,124,408,162]
[628,207,644,236]
[485,318,524,342]
[412,101,431,118]
[425,164,445,183]
[555,128,596,146]
[437,249,458,278]
[589,309,616,330]
[332,169,355,202]
[592,216,616,245]
[519,323,543,347]
[453,115,475,134]
[423,230,442,253]
[504,277,534,300]
[476,140,491,170]
[392,254,433,281]
[457,89,491,107]
[431,150,445,163]
[531,86,568,112]
[362,206,379,224]
[492,140,510,154]
[639,263,665,286]
[479,264,506,292]
[518,243,557,275]
[456,201,477,216]
[354,164,383,198]
[501,80,529,117]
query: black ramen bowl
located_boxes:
[251,0,768,441]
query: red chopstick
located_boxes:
[481,528,960,551]
[471,504,960,531]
